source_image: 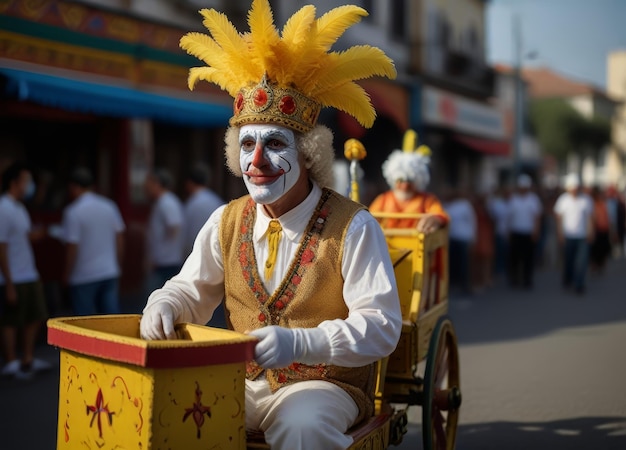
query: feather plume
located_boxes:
[277,21,327,91]
[188,67,220,90]
[316,82,376,128]
[281,4,316,46]
[294,5,371,94]
[311,46,396,94]
[199,9,256,85]
[180,32,227,69]
[181,32,252,95]
[200,9,248,57]
[247,0,281,70]
[314,5,368,51]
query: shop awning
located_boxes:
[0,68,232,127]
[453,134,510,156]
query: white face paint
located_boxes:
[239,124,301,205]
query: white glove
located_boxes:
[140,303,178,340]
[249,325,330,369]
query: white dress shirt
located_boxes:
[487,196,511,237]
[445,198,477,243]
[183,188,224,254]
[554,192,593,238]
[0,194,39,284]
[62,192,125,284]
[508,192,542,234]
[147,191,185,267]
[145,183,402,367]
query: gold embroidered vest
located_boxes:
[220,188,376,424]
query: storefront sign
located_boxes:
[422,86,506,139]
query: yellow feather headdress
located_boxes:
[180,0,397,132]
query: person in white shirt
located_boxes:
[144,169,185,293]
[507,174,543,289]
[0,163,50,379]
[553,173,594,294]
[183,165,226,328]
[140,2,401,447]
[62,168,125,315]
[444,187,477,296]
[183,165,224,256]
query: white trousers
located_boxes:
[246,378,359,450]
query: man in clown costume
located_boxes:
[139,1,402,448]
[369,130,448,231]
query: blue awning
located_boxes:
[0,67,232,127]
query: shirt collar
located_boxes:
[2,193,18,204]
[253,182,322,243]
[74,191,94,204]
[190,188,207,200]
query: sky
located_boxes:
[486,0,626,89]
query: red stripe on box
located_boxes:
[48,327,255,368]
[144,344,255,368]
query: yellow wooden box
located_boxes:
[47,314,256,450]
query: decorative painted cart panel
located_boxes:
[48,315,256,450]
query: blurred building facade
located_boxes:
[409,0,507,194]
[494,64,547,187]
[608,51,626,190]
[523,67,622,188]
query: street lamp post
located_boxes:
[512,13,523,181]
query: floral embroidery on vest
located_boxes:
[274,362,328,384]
[238,189,333,327]
[239,190,333,380]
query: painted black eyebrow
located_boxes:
[239,131,291,147]
[262,130,290,142]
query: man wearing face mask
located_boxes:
[139,1,402,448]
[0,162,51,379]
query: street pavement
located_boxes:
[1,258,625,449]
[396,256,626,450]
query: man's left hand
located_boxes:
[417,214,444,233]
[249,326,297,369]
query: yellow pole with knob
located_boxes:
[343,138,367,203]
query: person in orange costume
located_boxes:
[369,130,448,232]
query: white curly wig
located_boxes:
[382,150,431,192]
[224,125,336,189]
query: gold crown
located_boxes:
[232,74,321,133]
[180,0,396,133]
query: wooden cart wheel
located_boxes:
[422,316,461,450]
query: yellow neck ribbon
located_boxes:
[264,219,282,280]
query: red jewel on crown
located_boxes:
[279,95,296,115]
[234,93,244,114]
[253,88,268,107]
